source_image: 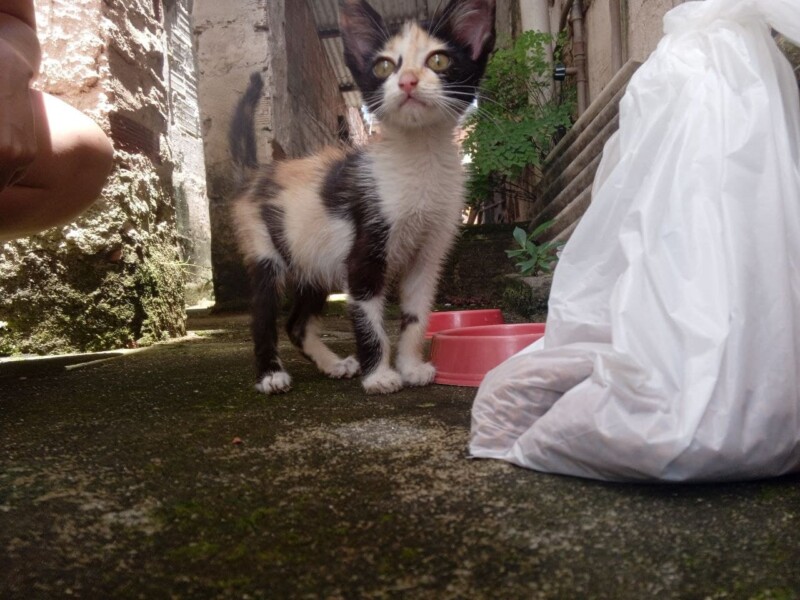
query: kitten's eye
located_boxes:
[373,58,396,79]
[426,52,451,72]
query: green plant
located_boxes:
[463,31,575,217]
[506,221,563,276]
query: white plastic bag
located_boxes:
[470,0,800,482]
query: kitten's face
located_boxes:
[340,0,496,130]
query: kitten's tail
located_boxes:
[229,72,265,186]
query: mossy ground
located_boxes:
[1,311,799,599]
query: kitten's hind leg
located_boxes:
[287,284,360,379]
[249,258,292,394]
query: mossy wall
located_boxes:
[778,37,800,84]
[436,224,522,308]
[0,0,188,356]
[436,223,554,321]
[0,153,185,355]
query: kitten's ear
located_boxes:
[436,0,496,62]
[339,0,389,74]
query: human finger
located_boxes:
[7,165,29,186]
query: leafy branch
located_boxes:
[506,221,564,276]
[463,31,575,214]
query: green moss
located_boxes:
[168,540,221,562]
[778,37,800,79]
[211,575,253,591]
[500,274,552,322]
[437,224,525,308]
[749,589,796,600]
[0,152,186,356]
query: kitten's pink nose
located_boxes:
[398,72,419,94]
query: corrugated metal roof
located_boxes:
[309,0,447,107]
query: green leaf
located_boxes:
[463,29,577,207]
[531,220,555,239]
[518,259,537,276]
[512,227,527,248]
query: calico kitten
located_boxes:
[229,0,496,395]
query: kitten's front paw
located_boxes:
[325,356,360,379]
[255,371,292,395]
[400,361,436,387]
[362,368,403,395]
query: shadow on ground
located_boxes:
[1,311,799,599]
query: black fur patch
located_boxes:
[229,72,264,170]
[347,217,390,302]
[253,163,280,199]
[260,203,291,267]
[349,303,383,375]
[286,284,328,354]
[425,10,494,111]
[339,0,391,113]
[400,313,419,332]
[321,150,363,219]
[433,44,486,110]
[248,258,284,379]
[320,149,389,301]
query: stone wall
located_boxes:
[0,0,192,355]
[193,0,271,310]
[496,0,522,42]
[583,0,615,102]
[193,0,347,310]
[280,0,345,156]
[533,0,684,107]
[524,0,798,122]
[585,0,683,102]
[163,0,213,306]
[437,224,521,308]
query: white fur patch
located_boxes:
[255,371,292,395]
[327,356,361,379]
[349,295,392,375]
[399,361,436,387]
[282,191,353,290]
[362,367,404,395]
[231,197,280,265]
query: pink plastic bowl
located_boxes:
[430,323,546,387]
[425,309,504,339]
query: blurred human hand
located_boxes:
[0,35,37,192]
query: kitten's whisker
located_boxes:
[432,98,463,123]
[427,6,446,40]
[448,90,510,119]
[360,4,389,41]
[438,91,500,116]
[444,100,505,129]
[442,87,513,113]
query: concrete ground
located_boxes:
[1,310,799,599]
